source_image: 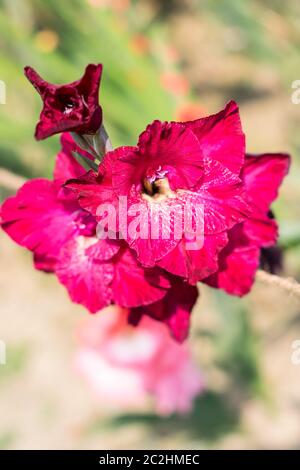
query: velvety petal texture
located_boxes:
[0,133,172,322]
[66,103,290,305]
[1,178,85,272]
[56,236,115,313]
[204,153,290,295]
[24,64,103,140]
[183,100,245,174]
[129,280,198,342]
[111,248,169,308]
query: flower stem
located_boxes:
[256,269,300,300]
[71,124,113,164]
[71,152,99,172]
[70,132,99,160]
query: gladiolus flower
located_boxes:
[67,101,250,285]
[24,64,103,140]
[0,61,291,344]
[204,153,290,295]
[0,134,172,315]
[1,133,197,339]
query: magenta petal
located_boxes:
[129,281,198,342]
[203,211,278,297]
[123,194,182,267]
[178,182,250,235]
[1,179,81,271]
[85,238,120,261]
[33,252,56,273]
[243,153,290,213]
[24,66,51,95]
[111,146,142,196]
[145,268,172,290]
[56,236,114,313]
[124,169,249,268]
[64,147,127,217]
[54,148,85,183]
[205,244,260,296]
[206,152,290,297]
[65,170,116,217]
[157,243,188,278]
[158,233,228,283]
[112,248,168,308]
[184,101,245,174]
[185,233,229,284]
[136,120,204,190]
[243,215,278,247]
[163,283,198,342]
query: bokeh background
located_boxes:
[1,0,300,450]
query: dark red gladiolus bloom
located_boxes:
[0,131,199,341]
[0,77,292,343]
[66,102,250,283]
[0,134,170,315]
[24,64,103,140]
[204,153,290,295]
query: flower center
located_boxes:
[54,87,78,114]
[142,167,175,202]
[63,102,75,115]
[74,212,96,236]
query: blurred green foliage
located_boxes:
[0,432,16,450]
[0,343,29,382]
[88,391,239,445]
[211,291,265,399]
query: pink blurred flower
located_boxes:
[75,306,204,415]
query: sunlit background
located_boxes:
[1,0,300,450]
